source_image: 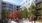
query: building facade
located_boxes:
[36,0,42,19]
[2,1,20,13]
[1,1,20,19]
[0,0,2,20]
[2,1,13,13]
[13,5,20,11]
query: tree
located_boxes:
[2,7,8,23]
[21,7,28,18]
[28,12,31,18]
[7,10,20,19]
[30,3,37,16]
[2,7,8,19]
[40,3,42,9]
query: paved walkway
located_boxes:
[19,19,42,23]
[8,19,42,23]
[35,22,42,23]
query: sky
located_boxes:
[3,0,23,5]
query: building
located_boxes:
[2,1,20,19]
[20,0,35,10]
[2,1,20,13]
[2,1,13,13]
[0,0,2,20]
[13,5,20,11]
[36,0,42,19]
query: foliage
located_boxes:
[30,3,37,16]
[7,10,20,19]
[40,3,42,9]
[28,12,31,18]
[2,7,8,18]
[21,7,28,18]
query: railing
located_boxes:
[36,7,41,10]
[36,0,42,4]
[36,12,40,16]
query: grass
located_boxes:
[37,19,42,22]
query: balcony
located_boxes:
[36,7,41,10]
[36,0,42,4]
[2,4,6,7]
[36,12,40,16]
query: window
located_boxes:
[2,2,6,5]
[17,9,19,11]
[2,2,6,6]
[6,3,10,7]
[9,4,13,7]
[17,6,20,9]
[37,4,40,8]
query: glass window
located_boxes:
[2,2,6,6]
[2,2,6,5]
[37,4,40,8]
[6,3,10,7]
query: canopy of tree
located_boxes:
[7,10,20,19]
[2,7,8,19]
[20,7,28,18]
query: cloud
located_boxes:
[3,0,23,5]
[20,0,26,5]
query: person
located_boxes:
[30,16,34,23]
[8,19,11,23]
[34,16,36,23]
